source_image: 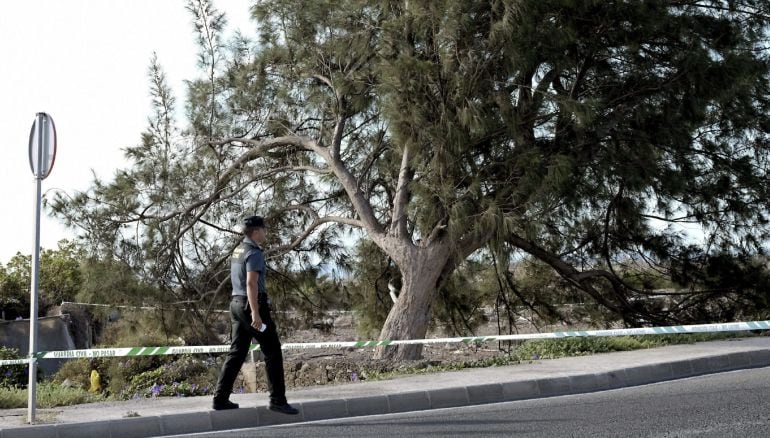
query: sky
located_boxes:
[0,0,255,263]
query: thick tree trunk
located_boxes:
[374,244,451,361]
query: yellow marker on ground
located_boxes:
[89,369,102,393]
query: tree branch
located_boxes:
[265,204,364,257]
[208,135,323,155]
[331,113,347,159]
[324,144,385,236]
[507,232,640,318]
[391,143,413,239]
[132,162,323,227]
[214,130,383,241]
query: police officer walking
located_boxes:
[213,215,299,415]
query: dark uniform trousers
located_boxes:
[214,294,287,405]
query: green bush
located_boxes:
[116,355,219,400]
[52,358,92,390]
[97,310,179,348]
[54,355,171,397]
[52,354,220,400]
[0,347,28,388]
[104,355,176,397]
[76,321,185,397]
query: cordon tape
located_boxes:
[2,320,768,366]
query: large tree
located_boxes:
[53,0,770,359]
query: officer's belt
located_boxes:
[232,293,268,300]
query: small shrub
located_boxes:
[0,347,27,388]
[512,337,644,359]
[116,355,219,400]
[88,327,184,397]
[0,382,103,409]
[0,386,26,408]
[52,358,92,390]
[105,355,175,396]
[37,382,103,407]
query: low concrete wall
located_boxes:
[0,316,77,376]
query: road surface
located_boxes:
[179,366,770,437]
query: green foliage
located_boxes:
[49,315,189,396]
[513,337,647,359]
[0,240,84,316]
[96,308,183,348]
[494,256,577,328]
[98,320,183,396]
[76,257,164,308]
[667,251,770,322]
[0,386,25,409]
[432,259,492,336]
[0,265,25,316]
[0,347,27,388]
[267,265,352,335]
[502,332,756,364]
[349,240,398,337]
[118,355,218,400]
[102,356,167,397]
[52,353,218,401]
[37,382,104,407]
[52,358,93,390]
[0,382,103,409]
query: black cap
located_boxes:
[244,215,266,228]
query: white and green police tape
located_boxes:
[2,319,769,367]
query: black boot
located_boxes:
[212,399,239,410]
[268,402,299,415]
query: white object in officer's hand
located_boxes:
[259,323,267,332]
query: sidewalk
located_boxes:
[2,337,769,438]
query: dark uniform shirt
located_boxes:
[230,237,267,296]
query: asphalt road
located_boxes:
[180,367,770,438]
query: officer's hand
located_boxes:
[251,315,264,331]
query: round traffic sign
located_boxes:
[28,112,57,179]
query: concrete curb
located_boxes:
[3,349,769,437]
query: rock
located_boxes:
[333,315,355,327]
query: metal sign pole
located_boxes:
[28,175,41,424]
[28,113,44,424]
[26,112,55,424]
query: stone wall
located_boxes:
[0,316,77,376]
